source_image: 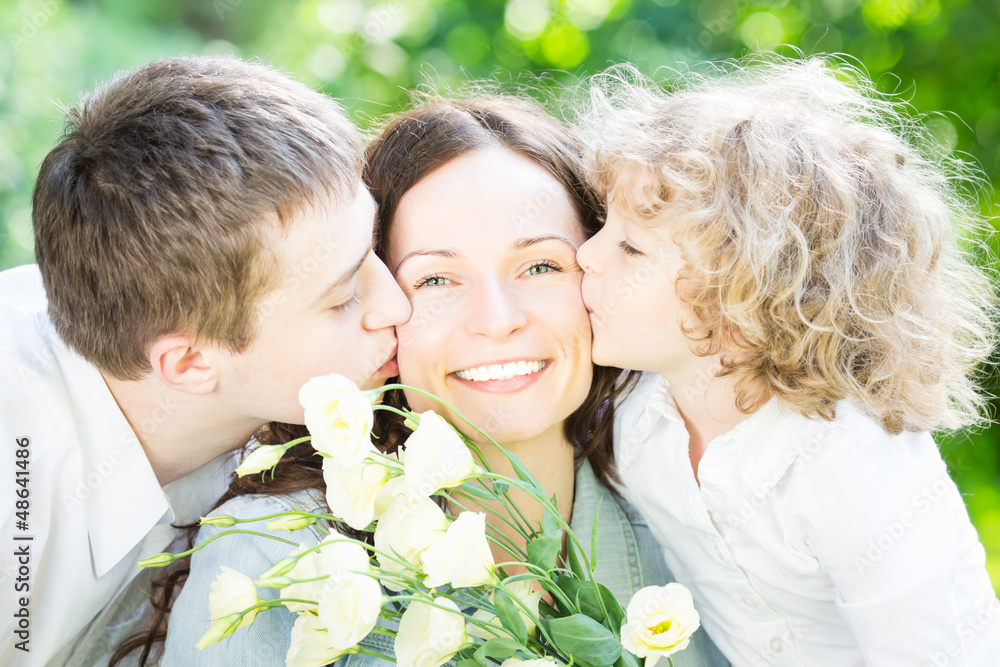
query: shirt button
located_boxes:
[741,594,759,609]
[770,636,785,654]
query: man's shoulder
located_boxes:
[0,264,45,304]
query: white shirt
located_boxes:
[0,265,236,666]
[614,372,1000,666]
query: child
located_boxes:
[576,58,1000,665]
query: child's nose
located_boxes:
[577,236,601,275]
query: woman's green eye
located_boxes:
[526,262,560,276]
[425,276,447,286]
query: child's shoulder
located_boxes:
[768,399,952,521]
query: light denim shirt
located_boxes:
[162,460,729,666]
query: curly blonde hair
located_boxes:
[579,56,997,434]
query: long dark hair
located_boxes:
[112,94,637,665]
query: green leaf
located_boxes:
[614,648,641,667]
[538,597,567,619]
[574,582,626,630]
[473,637,525,663]
[543,614,622,667]
[591,497,603,568]
[494,588,528,645]
[456,645,482,666]
[504,450,545,494]
[526,531,563,572]
[543,502,561,535]
[457,479,499,502]
[566,535,589,579]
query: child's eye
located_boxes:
[524,261,562,276]
[330,292,360,312]
[413,274,450,289]
[619,240,644,257]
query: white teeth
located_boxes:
[455,360,547,382]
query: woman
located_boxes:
[123,96,728,666]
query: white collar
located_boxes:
[617,372,836,499]
[38,286,235,576]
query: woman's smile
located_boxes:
[451,358,551,393]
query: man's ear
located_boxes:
[148,334,219,395]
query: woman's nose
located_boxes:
[362,256,411,331]
[464,279,529,339]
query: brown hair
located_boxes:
[33,56,362,381]
[364,95,638,489]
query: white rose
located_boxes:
[195,566,261,649]
[286,611,346,667]
[299,374,375,465]
[234,444,286,477]
[280,535,357,613]
[373,496,449,591]
[395,597,470,667]
[401,411,478,501]
[468,579,542,640]
[280,544,325,613]
[621,583,701,667]
[316,541,383,650]
[420,512,495,589]
[323,455,403,531]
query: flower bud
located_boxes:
[235,444,287,477]
[259,555,298,580]
[137,552,175,568]
[200,514,237,527]
[265,514,317,532]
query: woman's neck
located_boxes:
[451,423,576,570]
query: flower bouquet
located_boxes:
[140,374,701,667]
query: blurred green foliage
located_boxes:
[1,0,998,589]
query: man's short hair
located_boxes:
[33,56,361,380]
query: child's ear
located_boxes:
[148,334,219,395]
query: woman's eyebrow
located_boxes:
[512,235,579,251]
[392,248,459,273]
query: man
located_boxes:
[0,56,409,665]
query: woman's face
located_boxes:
[387,148,593,446]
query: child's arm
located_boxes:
[800,419,1000,665]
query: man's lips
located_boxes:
[375,345,399,377]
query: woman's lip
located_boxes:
[449,360,552,394]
